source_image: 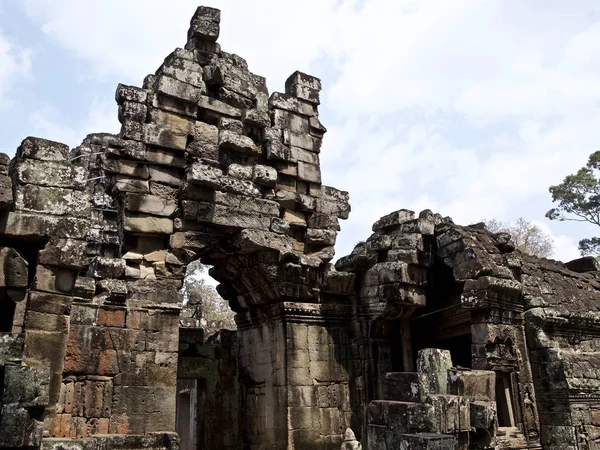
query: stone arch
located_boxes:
[0,6,353,449]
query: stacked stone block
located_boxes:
[367,349,497,450]
[3,4,600,450]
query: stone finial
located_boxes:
[372,209,415,232]
[341,428,361,450]
[285,71,322,105]
[189,6,221,41]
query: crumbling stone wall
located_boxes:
[523,256,600,450]
[0,5,351,450]
[1,5,600,450]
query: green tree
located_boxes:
[546,151,600,255]
[484,218,554,258]
[182,261,237,330]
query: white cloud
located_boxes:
[28,97,119,149]
[20,0,338,91]
[530,220,580,262]
[0,29,31,107]
[16,0,600,261]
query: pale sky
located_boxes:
[2,0,600,264]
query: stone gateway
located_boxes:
[0,6,598,450]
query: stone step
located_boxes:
[398,433,458,450]
[383,372,427,403]
[367,428,457,450]
[367,400,435,433]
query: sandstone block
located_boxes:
[17,137,68,162]
[34,265,77,294]
[308,213,340,231]
[39,238,89,270]
[148,108,194,134]
[252,164,277,186]
[197,95,242,118]
[470,401,496,430]
[154,75,203,104]
[417,348,453,395]
[160,55,206,89]
[0,404,44,447]
[373,209,416,232]
[88,257,126,279]
[284,130,321,153]
[306,228,337,246]
[148,165,183,186]
[219,130,260,155]
[14,184,91,217]
[0,247,28,287]
[447,369,496,402]
[14,159,86,189]
[102,157,149,178]
[123,213,174,235]
[228,164,253,180]
[2,365,50,407]
[234,229,294,253]
[315,198,350,220]
[242,109,270,128]
[142,124,187,150]
[28,291,73,316]
[283,209,307,228]
[0,333,24,365]
[118,101,147,123]
[367,400,435,433]
[124,193,177,217]
[116,83,147,103]
[190,6,220,41]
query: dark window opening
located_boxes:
[0,296,16,333]
[495,371,516,427]
[433,333,472,369]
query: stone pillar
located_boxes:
[417,348,452,394]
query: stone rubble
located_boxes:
[0,5,598,450]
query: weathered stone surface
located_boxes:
[116,83,147,103]
[34,265,77,294]
[418,349,452,395]
[0,333,24,364]
[197,95,242,118]
[219,130,260,155]
[160,55,206,89]
[154,74,203,105]
[14,159,86,189]
[123,213,174,235]
[234,229,294,253]
[142,123,187,150]
[373,209,416,231]
[18,137,69,162]
[14,184,91,217]
[189,6,220,41]
[124,193,177,217]
[447,369,496,402]
[7,8,588,450]
[0,247,28,287]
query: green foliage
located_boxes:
[546,150,600,255]
[484,218,554,258]
[182,261,236,330]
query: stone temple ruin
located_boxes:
[0,6,599,450]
